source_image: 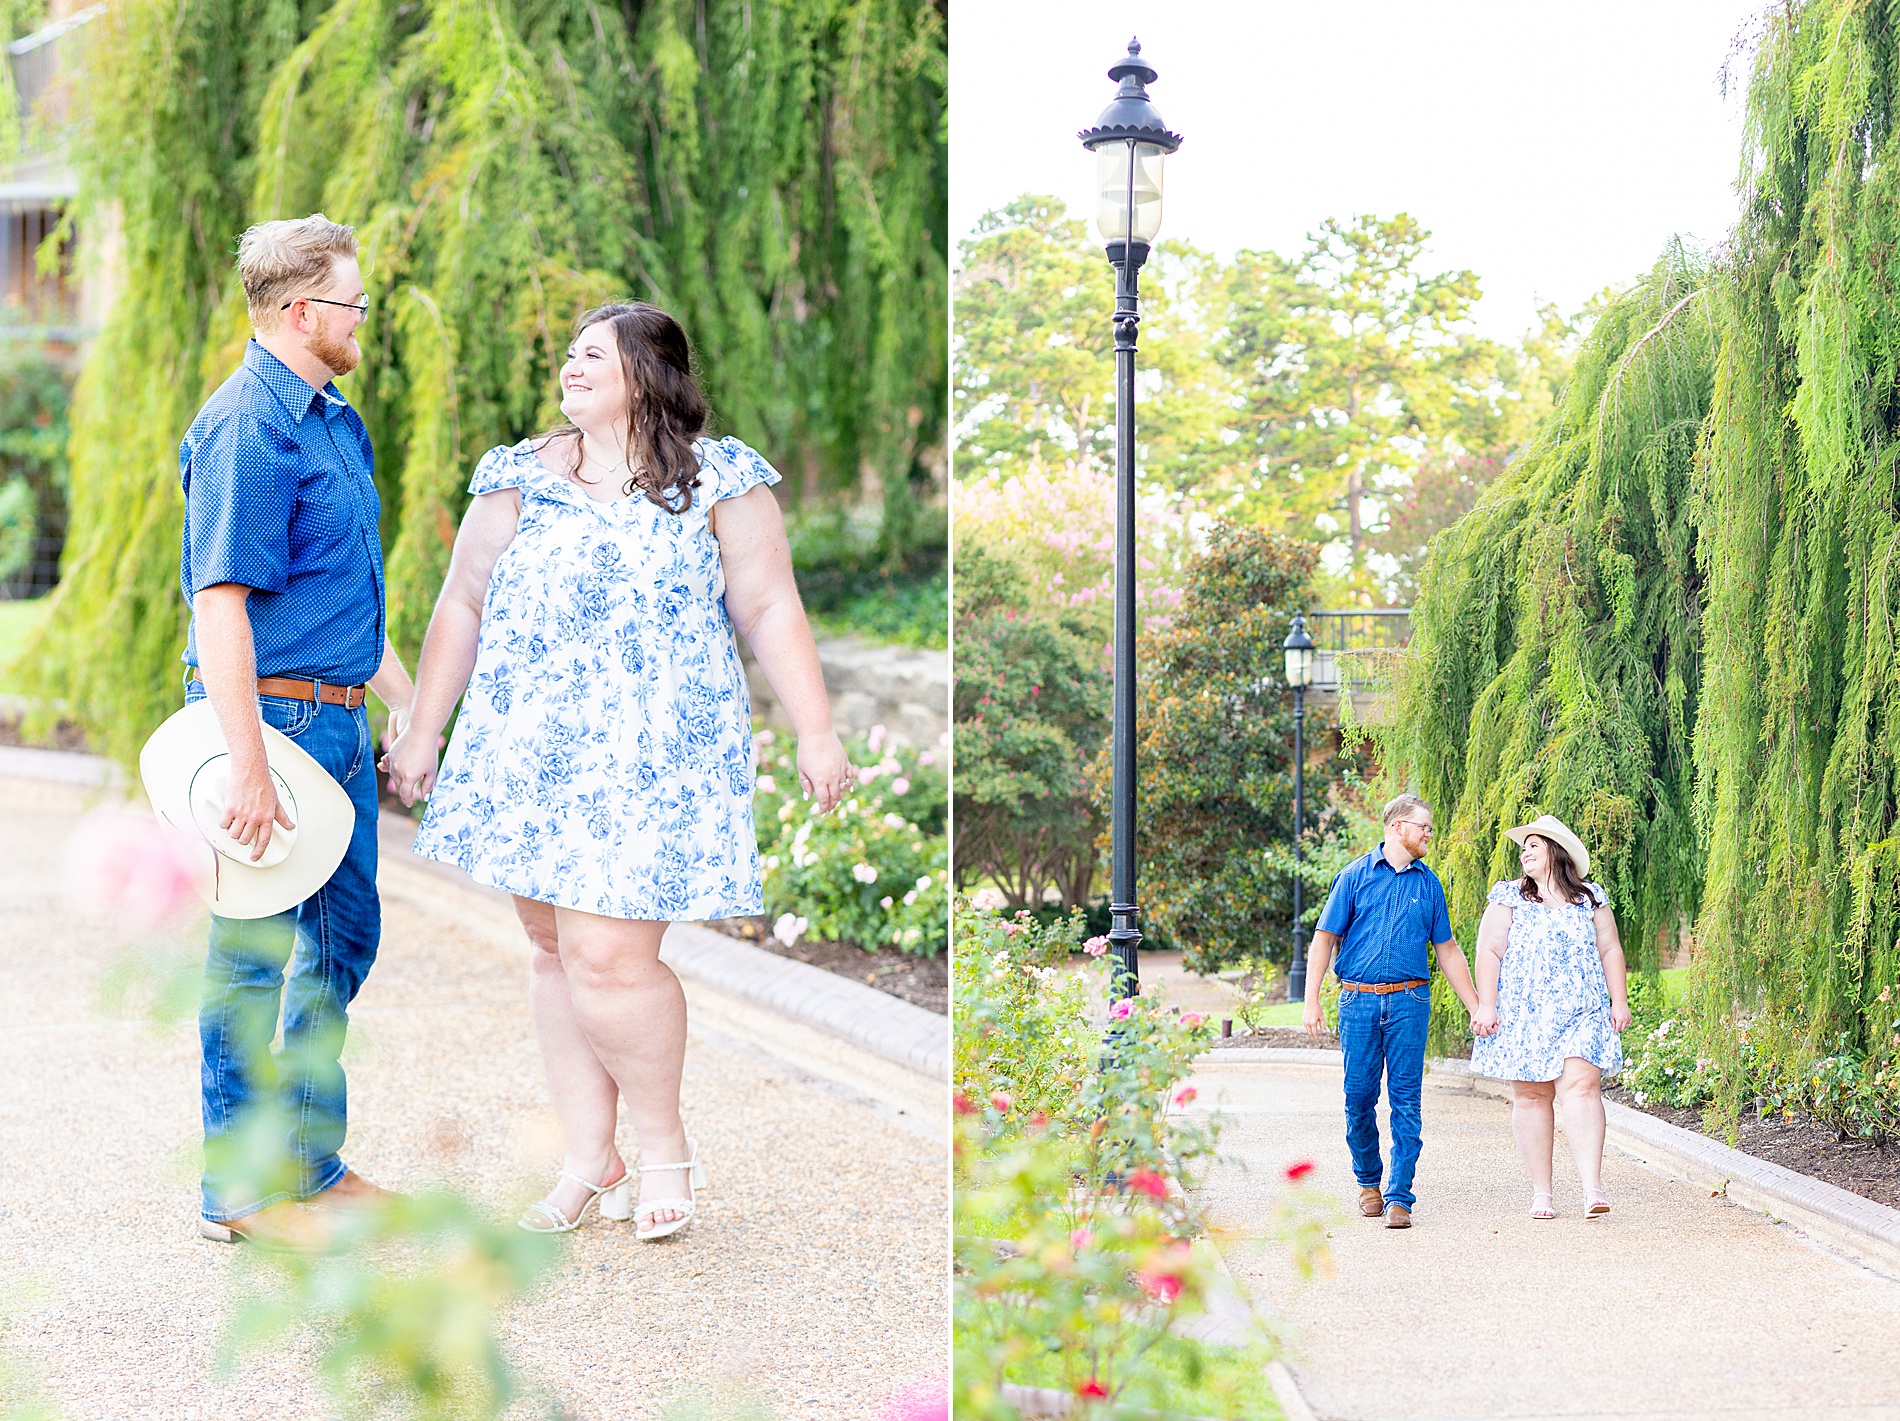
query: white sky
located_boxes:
[951,0,1770,344]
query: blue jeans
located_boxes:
[187,683,380,1221]
[1337,982,1432,1211]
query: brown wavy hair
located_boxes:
[1518,834,1601,908]
[538,301,709,513]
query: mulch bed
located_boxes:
[0,709,89,752]
[1605,1085,1900,1212]
[703,915,946,1016]
[1207,1025,1339,1050]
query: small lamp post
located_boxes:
[1079,38,1182,1002]
[1283,612,1316,1003]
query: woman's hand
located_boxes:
[379,725,440,807]
[1470,1003,1500,1037]
[1610,1000,1632,1032]
[795,730,854,815]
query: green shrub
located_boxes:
[754,727,948,956]
[952,546,1108,909]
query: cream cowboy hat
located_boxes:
[138,699,354,919]
[1504,813,1590,879]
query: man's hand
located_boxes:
[1303,997,1326,1040]
[223,757,295,862]
[1470,1003,1500,1037]
[382,702,411,755]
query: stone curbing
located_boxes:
[0,745,947,1084]
[1433,1057,1900,1278]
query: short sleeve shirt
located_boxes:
[1317,844,1455,984]
[179,340,385,684]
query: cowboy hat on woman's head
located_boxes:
[1505,813,1590,879]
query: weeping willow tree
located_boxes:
[22,0,945,760]
[1390,245,1716,1047]
[1693,0,1900,1065]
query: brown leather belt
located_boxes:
[190,669,369,710]
[1339,978,1429,995]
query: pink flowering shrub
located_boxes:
[753,725,947,955]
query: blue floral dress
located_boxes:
[411,436,780,920]
[1469,880,1624,1082]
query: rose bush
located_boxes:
[754,726,948,956]
[952,899,1325,1417]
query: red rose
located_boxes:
[1076,1379,1108,1398]
[989,1090,1013,1113]
[953,1092,976,1116]
[1125,1167,1168,1199]
[1284,1159,1316,1181]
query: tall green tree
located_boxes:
[22,0,946,761]
[1222,214,1501,592]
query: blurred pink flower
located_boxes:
[989,1091,1012,1113]
[891,776,910,795]
[1083,934,1109,957]
[867,724,887,754]
[1125,1167,1168,1199]
[879,1381,946,1421]
[1070,1227,1093,1249]
[1109,998,1135,1021]
[971,887,1007,910]
[67,809,210,930]
[1179,1012,1203,1028]
[1285,1159,1316,1181]
[917,751,935,766]
[755,775,777,795]
[1174,1086,1198,1107]
[857,765,880,786]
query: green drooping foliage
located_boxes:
[22,0,946,760]
[1392,247,1714,1045]
[1693,0,1900,1073]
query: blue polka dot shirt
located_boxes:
[179,339,386,685]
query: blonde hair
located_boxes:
[1382,793,1430,826]
[236,214,358,332]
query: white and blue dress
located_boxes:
[1469,879,1624,1082]
[411,435,780,921]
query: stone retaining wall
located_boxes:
[741,634,947,749]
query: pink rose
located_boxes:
[989,1091,1012,1113]
[1083,935,1110,957]
[1109,998,1135,1021]
[1173,1086,1198,1107]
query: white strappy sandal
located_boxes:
[634,1139,706,1242]
[517,1166,632,1234]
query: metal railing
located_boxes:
[1305,608,1411,690]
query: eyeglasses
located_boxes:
[281,295,370,319]
[1398,819,1434,837]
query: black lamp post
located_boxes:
[1283,612,1316,1003]
[1080,39,1182,1003]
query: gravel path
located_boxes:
[0,776,946,1419]
[1183,1055,1900,1421]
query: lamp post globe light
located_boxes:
[1283,612,1317,1004]
[1079,39,1181,1002]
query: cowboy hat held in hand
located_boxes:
[139,699,354,920]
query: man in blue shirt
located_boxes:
[180,214,417,1249]
[1302,794,1487,1228]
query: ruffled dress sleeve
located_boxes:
[694,435,783,504]
[1487,880,1521,907]
[1584,881,1611,910]
[468,442,535,496]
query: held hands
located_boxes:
[223,757,295,863]
[1470,1002,1501,1037]
[379,721,441,807]
[795,730,854,815]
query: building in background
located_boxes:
[0,3,108,599]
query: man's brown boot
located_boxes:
[1358,1186,1384,1218]
[311,1169,405,1213]
[1385,1202,1412,1229]
[198,1199,331,1252]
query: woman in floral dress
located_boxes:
[382,302,850,1240]
[1470,814,1632,1220]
